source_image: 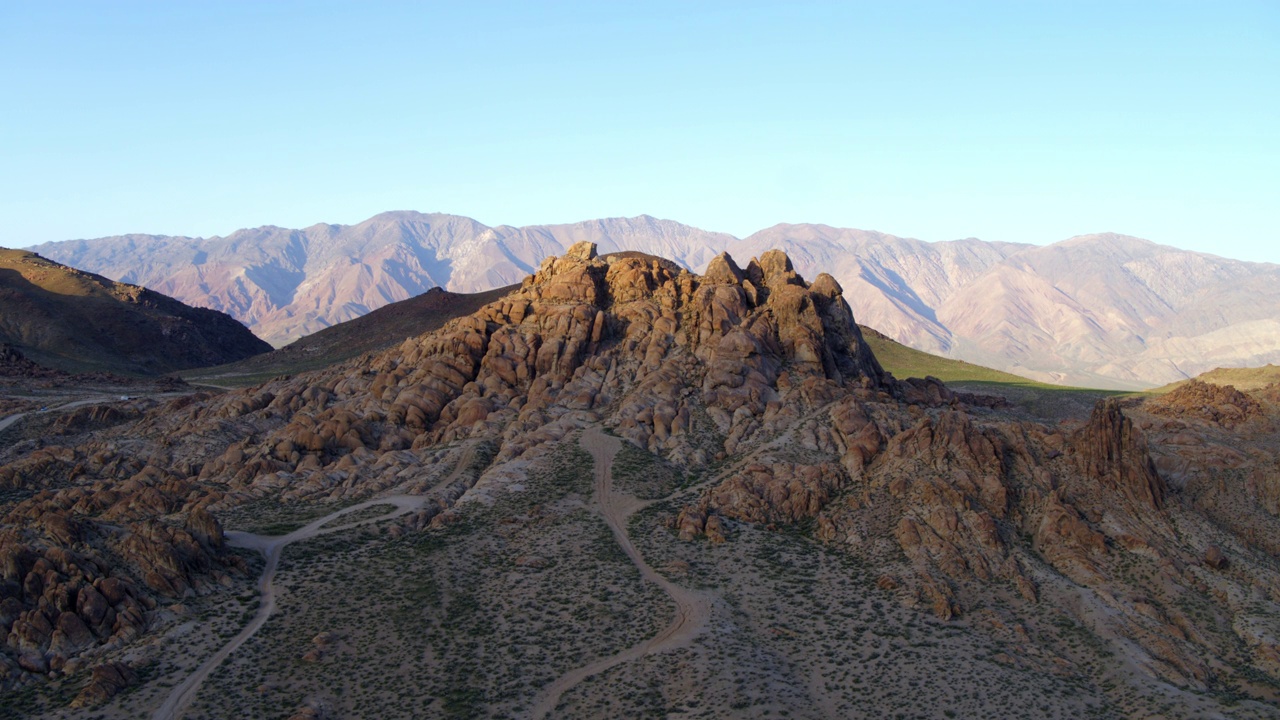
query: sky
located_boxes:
[1,1,1277,262]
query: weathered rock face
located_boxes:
[48,404,142,436]
[1072,398,1165,510]
[272,241,887,470]
[673,376,1280,691]
[70,661,138,708]
[0,454,244,679]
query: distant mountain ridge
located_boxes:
[32,213,736,348]
[31,211,1280,388]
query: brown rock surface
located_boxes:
[70,662,138,708]
[1073,398,1165,510]
[1204,545,1229,570]
[1150,379,1264,428]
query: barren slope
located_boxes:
[0,249,269,375]
[730,224,1030,354]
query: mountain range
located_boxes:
[32,211,1280,388]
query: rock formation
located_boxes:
[3,242,1280,714]
[70,661,138,707]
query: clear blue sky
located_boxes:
[2,1,1277,262]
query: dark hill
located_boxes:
[0,248,270,375]
[185,283,518,385]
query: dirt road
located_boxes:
[1,396,129,434]
[530,427,710,719]
[151,441,484,719]
[0,393,190,436]
[150,495,427,720]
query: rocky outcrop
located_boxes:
[70,661,138,708]
[48,404,143,436]
[2,535,154,672]
[1149,379,1265,428]
[675,462,846,541]
[0,458,242,678]
[1032,490,1108,585]
[263,241,888,469]
[1072,399,1165,510]
[1204,545,1228,570]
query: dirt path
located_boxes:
[1,396,128,435]
[150,495,428,720]
[1,392,195,438]
[151,439,483,719]
[530,427,710,720]
[0,411,29,433]
[427,441,478,495]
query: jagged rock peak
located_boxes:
[703,252,744,285]
[1075,398,1165,509]
[749,248,804,290]
[509,244,885,389]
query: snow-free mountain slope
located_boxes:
[32,213,735,346]
[32,215,1280,388]
[933,234,1280,387]
[729,224,1031,354]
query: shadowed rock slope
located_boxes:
[4,243,1280,717]
[185,283,518,385]
[0,249,270,375]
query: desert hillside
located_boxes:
[3,244,1280,718]
[0,249,270,375]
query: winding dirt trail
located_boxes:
[530,427,710,720]
[150,496,427,720]
[151,439,490,719]
[0,411,29,433]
